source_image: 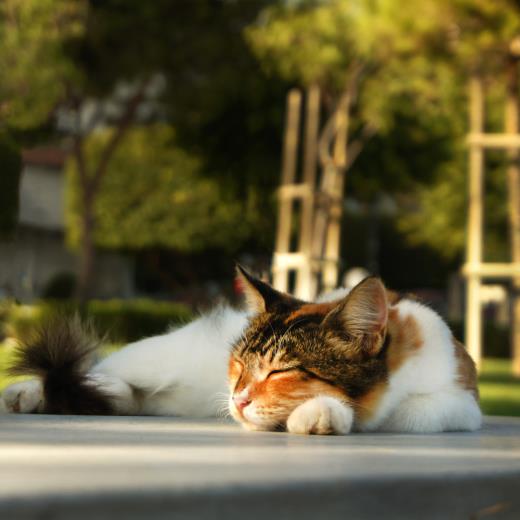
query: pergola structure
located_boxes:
[463,72,520,375]
[272,86,349,300]
[274,72,520,376]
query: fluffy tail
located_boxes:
[9,316,114,414]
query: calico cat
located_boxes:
[228,268,481,434]
[1,267,481,435]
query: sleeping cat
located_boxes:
[228,268,481,434]
[1,267,481,434]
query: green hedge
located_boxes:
[2,299,193,344]
[0,300,510,357]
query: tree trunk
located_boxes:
[69,79,150,303]
[75,191,95,303]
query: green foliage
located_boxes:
[248,0,520,261]
[397,157,468,261]
[0,132,22,237]
[65,125,256,251]
[247,0,461,130]
[0,0,85,129]
[449,0,520,74]
[247,1,360,91]
[3,299,192,344]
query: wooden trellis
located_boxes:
[272,86,349,300]
[463,75,520,375]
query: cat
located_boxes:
[1,266,481,435]
[228,268,481,434]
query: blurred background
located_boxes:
[0,0,519,414]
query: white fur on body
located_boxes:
[362,298,481,433]
[1,306,247,417]
[313,288,481,433]
[1,293,481,434]
[89,306,248,416]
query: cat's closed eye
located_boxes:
[266,367,301,380]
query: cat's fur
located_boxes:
[228,268,481,434]
[1,268,481,435]
[3,306,247,417]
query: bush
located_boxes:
[3,299,193,344]
[0,299,16,341]
[86,299,193,342]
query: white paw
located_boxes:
[286,396,353,435]
[2,380,44,413]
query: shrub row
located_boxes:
[1,299,193,344]
[0,300,510,357]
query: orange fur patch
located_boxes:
[355,382,387,423]
[285,302,337,324]
[355,308,423,423]
[386,289,402,306]
[452,338,479,400]
[386,308,423,373]
[250,370,347,405]
[229,354,350,430]
[228,358,242,381]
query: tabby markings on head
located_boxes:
[228,265,416,432]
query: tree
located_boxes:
[0,0,155,301]
[0,0,83,129]
[395,0,520,261]
[247,0,520,262]
[66,125,251,252]
[247,0,458,158]
[1,0,283,301]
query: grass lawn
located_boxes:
[0,342,519,417]
[478,358,520,417]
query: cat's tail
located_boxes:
[8,315,114,414]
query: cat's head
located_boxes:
[228,266,390,431]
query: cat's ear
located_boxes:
[325,277,388,354]
[235,264,296,314]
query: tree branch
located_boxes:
[68,87,89,193]
[345,122,377,171]
[91,77,151,193]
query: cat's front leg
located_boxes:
[286,396,354,435]
[2,380,44,413]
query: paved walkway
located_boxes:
[1,415,519,519]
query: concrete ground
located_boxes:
[0,415,519,519]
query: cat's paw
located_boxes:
[286,396,353,435]
[2,380,44,413]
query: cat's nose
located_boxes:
[233,394,251,411]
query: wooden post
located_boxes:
[466,77,485,370]
[322,91,350,292]
[505,57,520,377]
[295,85,320,300]
[309,96,344,298]
[273,89,301,293]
